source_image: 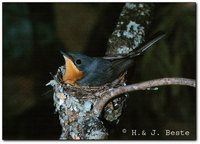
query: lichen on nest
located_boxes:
[47,66,128,139]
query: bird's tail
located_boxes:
[103,32,165,60]
[128,32,165,58]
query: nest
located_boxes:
[47,66,128,139]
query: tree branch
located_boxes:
[106,3,154,56]
[94,78,195,115]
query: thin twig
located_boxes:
[94,77,196,115]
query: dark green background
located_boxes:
[3,3,196,140]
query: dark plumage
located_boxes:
[61,33,165,86]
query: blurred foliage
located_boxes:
[3,3,196,140]
[3,3,63,140]
[3,4,33,74]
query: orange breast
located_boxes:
[62,56,84,85]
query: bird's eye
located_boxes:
[76,59,82,65]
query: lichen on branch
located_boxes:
[106,3,154,56]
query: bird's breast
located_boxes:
[63,56,84,85]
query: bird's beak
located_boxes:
[60,50,77,69]
[60,50,73,61]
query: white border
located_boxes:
[0,0,198,2]
[0,0,2,142]
[0,1,198,144]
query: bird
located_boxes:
[60,33,165,86]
